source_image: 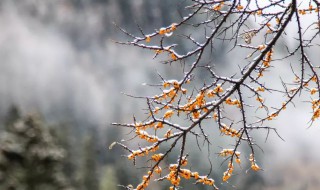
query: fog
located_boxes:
[0,0,157,127]
[1,0,320,189]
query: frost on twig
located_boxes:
[112,0,320,189]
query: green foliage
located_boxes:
[0,109,73,190]
[99,166,118,190]
[80,130,99,190]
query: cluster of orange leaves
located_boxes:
[212,2,224,11]
[219,149,241,164]
[166,163,215,188]
[298,5,319,15]
[178,84,224,119]
[159,23,177,36]
[222,161,234,182]
[257,48,273,78]
[212,2,244,12]
[263,49,273,68]
[145,23,177,43]
[225,97,241,108]
[218,150,261,182]
[291,75,320,122]
[153,80,186,105]
[154,81,226,120]
[135,157,219,190]
[136,154,163,190]
[128,145,159,160]
[146,23,178,61]
[249,154,261,171]
[136,127,159,143]
[267,112,279,121]
[220,123,241,138]
[312,99,320,121]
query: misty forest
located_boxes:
[1,0,320,190]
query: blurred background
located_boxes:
[1,0,320,189]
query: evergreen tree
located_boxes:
[54,122,80,188]
[0,111,73,190]
[99,166,118,190]
[4,105,20,126]
[80,129,99,190]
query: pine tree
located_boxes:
[0,110,73,190]
[80,129,99,190]
[99,166,118,190]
